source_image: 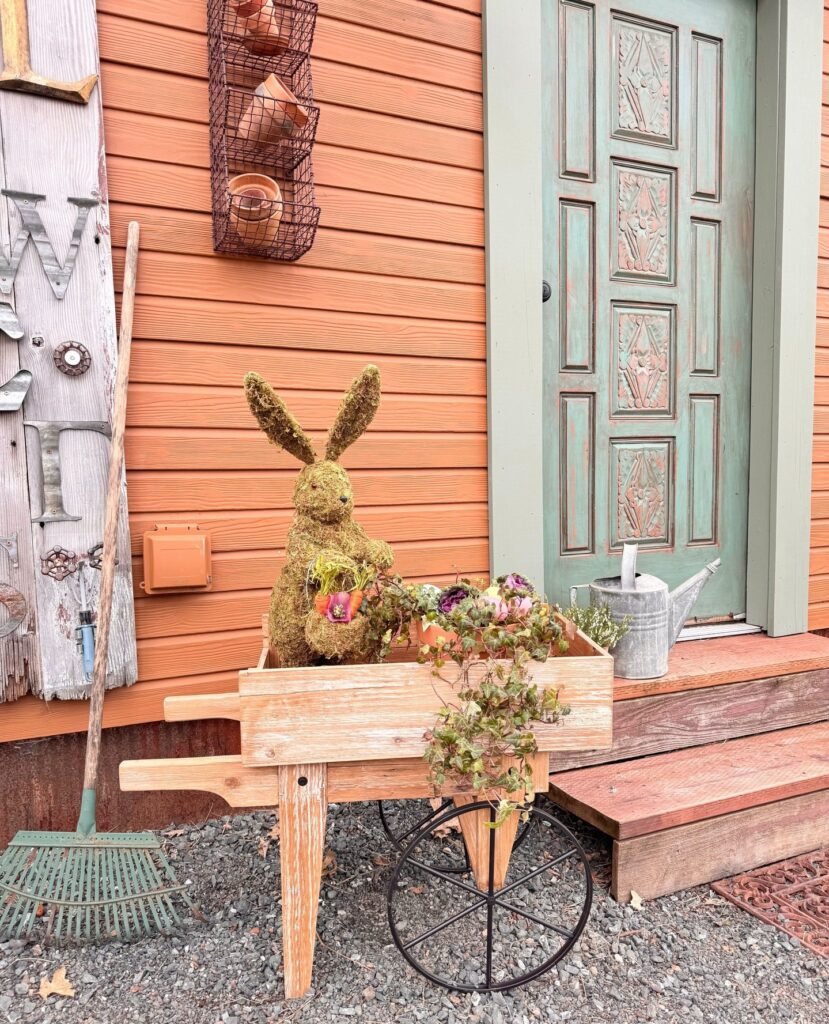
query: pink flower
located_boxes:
[481,594,509,621]
[508,596,532,619]
[326,591,354,623]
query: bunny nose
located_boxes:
[340,495,349,504]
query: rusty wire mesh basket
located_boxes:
[208,0,320,261]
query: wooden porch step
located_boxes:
[549,723,829,902]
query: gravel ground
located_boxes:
[0,797,826,1024]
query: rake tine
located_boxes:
[128,850,152,939]
[134,849,167,935]
[54,845,81,942]
[0,848,27,932]
[140,845,181,932]
[73,846,88,942]
[92,847,103,943]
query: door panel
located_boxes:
[542,0,755,619]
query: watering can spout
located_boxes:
[669,559,721,644]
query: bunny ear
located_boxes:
[244,371,317,465]
[326,364,381,461]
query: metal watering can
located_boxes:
[570,543,721,679]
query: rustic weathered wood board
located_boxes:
[120,745,551,808]
[0,0,136,700]
[550,722,829,840]
[239,651,613,767]
[553,668,829,772]
[612,789,829,902]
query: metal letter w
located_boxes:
[0,190,98,300]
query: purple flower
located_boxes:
[437,584,472,614]
[503,573,532,594]
[326,591,354,623]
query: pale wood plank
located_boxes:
[549,722,829,840]
[455,797,520,892]
[0,0,136,698]
[278,763,327,999]
[239,653,613,767]
[612,789,829,902]
[164,692,240,722]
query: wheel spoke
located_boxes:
[497,847,578,899]
[492,896,573,938]
[402,896,487,951]
[405,857,482,898]
[396,800,453,846]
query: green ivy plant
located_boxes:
[559,602,630,651]
[362,575,571,826]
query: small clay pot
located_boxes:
[236,0,293,55]
[416,621,458,648]
[237,73,310,144]
[230,0,269,17]
[228,173,283,246]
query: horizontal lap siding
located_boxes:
[813,7,829,627]
[100,0,486,685]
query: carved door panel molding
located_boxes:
[544,0,755,619]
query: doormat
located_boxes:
[712,849,829,957]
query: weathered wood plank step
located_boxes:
[549,722,829,840]
[613,631,829,701]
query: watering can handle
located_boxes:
[621,543,638,591]
[569,583,590,607]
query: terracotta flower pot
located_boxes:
[236,0,293,55]
[228,173,283,246]
[416,621,457,648]
[237,73,310,144]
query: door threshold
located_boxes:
[677,622,763,642]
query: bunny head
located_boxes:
[244,365,381,525]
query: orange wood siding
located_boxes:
[0,0,485,736]
[811,4,829,627]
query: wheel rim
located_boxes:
[385,800,593,993]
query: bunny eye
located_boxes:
[311,483,318,490]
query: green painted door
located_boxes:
[542,0,755,620]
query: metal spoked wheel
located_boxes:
[386,800,592,993]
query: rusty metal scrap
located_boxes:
[713,849,829,957]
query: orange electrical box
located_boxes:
[141,524,212,595]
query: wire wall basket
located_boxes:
[208,0,321,261]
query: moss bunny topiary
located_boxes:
[244,365,394,666]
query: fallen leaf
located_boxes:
[267,822,280,841]
[249,927,260,936]
[406,885,426,895]
[321,848,338,879]
[629,890,643,910]
[164,829,185,837]
[39,967,75,1001]
[257,836,272,859]
[371,854,391,867]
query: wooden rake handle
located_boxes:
[82,221,140,791]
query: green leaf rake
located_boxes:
[0,223,192,942]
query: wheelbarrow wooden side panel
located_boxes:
[238,655,613,768]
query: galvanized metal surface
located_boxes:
[0,533,18,568]
[23,419,111,523]
[575,543,720,679]
[0,369,30,410]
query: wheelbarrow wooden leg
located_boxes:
[278,763,327,998]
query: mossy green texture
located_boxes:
[244,366,394,666]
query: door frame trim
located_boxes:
[483,0,823,635]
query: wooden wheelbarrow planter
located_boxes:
[120,621,613,997]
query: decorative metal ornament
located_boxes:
[0,582,26,638]
[40,546,79,581]
[24,419,112,523]
[0,369,31,411]
[53,340,91,376]
[0,300,23,340]
[0,533,18,569]
[85,542,103,570]
[0,191,98,300]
